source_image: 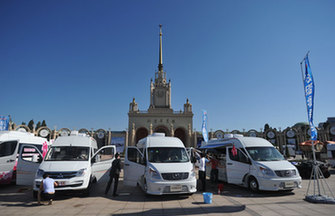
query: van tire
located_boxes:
[143,178,148,194]
[248,177,259,193]
[33,190,38,199]
[82,180,92,197]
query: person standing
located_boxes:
[198,153,209,192]
[210,155,219,183]
[38,173,58,205]
[105,152,121,196]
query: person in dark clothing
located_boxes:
[105,152,121,196]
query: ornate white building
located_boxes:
[128,25,194,147]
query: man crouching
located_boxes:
[38,173,58,205]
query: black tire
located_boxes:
[33,190,38,199]
[323,170,331,178]
[143,179,148,194]
[82,180,93,197]
[248,177,259,193]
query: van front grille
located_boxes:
[161,172,189,180]
[275,170,296,177]
[45,172,77,179]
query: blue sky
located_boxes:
[1,0,334,132]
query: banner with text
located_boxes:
[303,55,317,140]
[0,115,9,131]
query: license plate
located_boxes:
[285,181,294,188]
[170,185,182,192]
[58,181,66,186]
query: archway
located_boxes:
[136,127,148,143]
[154,125,169,136]
[174,128,186,145]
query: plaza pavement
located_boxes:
[1,170,335,216]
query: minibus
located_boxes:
[124,133,197,195]
[0,131,47,185]
[201,134,302,192]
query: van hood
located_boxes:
[150,162,193,173]
[256,160,296,171]
[39,161,89,172]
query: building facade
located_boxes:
[127,25,194,147]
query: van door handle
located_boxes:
[227,163,233,165]
[6,159,15,163]
[124,163,129,166]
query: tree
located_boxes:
[28,120,34,130]
[41,120,47,127]
[36,121,41,130]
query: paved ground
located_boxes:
[1,170,335,216]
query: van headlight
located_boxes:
[36,169,44,178]
[76,168,87,177]
[259,166,275,177]
[149,167,161,180]
[190,168,196,178]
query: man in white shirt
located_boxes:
[38,173,58,205]
[198,153,209,191]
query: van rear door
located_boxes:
[91,145,116,182]
[0,140,19,184]
[124,146,145,186]
[16,145,42,185]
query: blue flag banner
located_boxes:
[0,115,10,131]
[303,55,317,140]
[201,110,209,143]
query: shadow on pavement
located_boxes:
[112,205,246,216]
[0,178,295,207]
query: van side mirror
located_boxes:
[140,157,146,165]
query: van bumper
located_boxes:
[257,176,302,191]
[146,177,197,195]
[33,176,90,191]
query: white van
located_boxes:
[201,134,302,192]
[0,131,48,185]
[124,133,197,195]
[32,132,115,196]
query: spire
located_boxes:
[158,24,163,72]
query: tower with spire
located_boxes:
[149,24,172,110]
[128,25,194,147]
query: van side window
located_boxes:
[228,148,249,164]
[21,146,41,163]
[0,141,17,157]
[128,148,141,164]
[96,148,115,162]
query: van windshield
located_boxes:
[45,146,89,161]
[148,147,189,163]
[246,147,284,161]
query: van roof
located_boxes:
[52,135,97,147]
[0,131,47,145]
[137,136,184,148]
[201,136,273,149]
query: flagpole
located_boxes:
[301,53,335,204]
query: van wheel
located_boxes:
[33,190,38,199]
[248,177,259,193]
[82,181,92,197]
[143,179,148,193]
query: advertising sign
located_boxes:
[111,136,125,153]
[0,115,9,131]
